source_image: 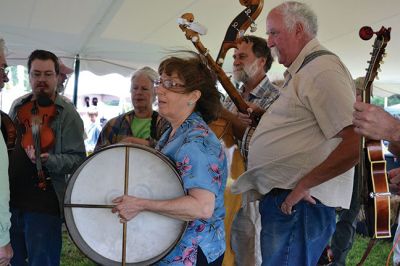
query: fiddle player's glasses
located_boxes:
[29,71,56,80]
[0,66,9,76]
[153,78,187,94]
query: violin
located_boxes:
[0,110,17,151]
[17,96,56,190]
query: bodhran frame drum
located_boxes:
[64,144,187,265]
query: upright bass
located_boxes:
[178,2,264,265]
[177,1,264,126]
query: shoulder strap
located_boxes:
[283,50,336,89]
[296,50,336,73]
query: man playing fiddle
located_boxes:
[8,50,86,266]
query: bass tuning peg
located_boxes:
[250,23,257,33]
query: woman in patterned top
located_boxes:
[112,52,228,265]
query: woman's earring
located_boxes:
[187,101,193,106]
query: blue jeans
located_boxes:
[10,209,62,266]
[259,190,336,266]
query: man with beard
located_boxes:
[220,35,279,266]
[0,37,13,266]
[8,50,86,266]
[231,2,358,265]
[9,58,74,112]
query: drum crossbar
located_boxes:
[122,147,130,266]
[64,203,115,208]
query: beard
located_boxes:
[33,82,55,101]
[233,69,249,83]
[233,59,260,83]
[270,47,280,61]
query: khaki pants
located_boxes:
[231,200,262,266]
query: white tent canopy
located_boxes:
[1,0,399,96]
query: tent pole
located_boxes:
[72,54,80,107]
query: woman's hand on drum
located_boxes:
[112,195,144,223]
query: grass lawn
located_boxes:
[61,232,395,265]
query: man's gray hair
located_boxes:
[276,1,318,38]
[131,66,158,84]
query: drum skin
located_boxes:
[64,144,187,265]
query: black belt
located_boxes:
[268,188,292,196]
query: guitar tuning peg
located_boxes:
[383,53,387,58]
[376,75,380,80]
[378,67,382,72]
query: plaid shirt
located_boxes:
[94,110,169,151]
[223,76,279,113]
[223,76,280,161]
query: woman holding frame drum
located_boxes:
[112,52,228,266]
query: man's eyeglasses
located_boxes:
[30,71,56,80]
[153,78,186,92]
[0,66,9,76]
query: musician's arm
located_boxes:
[283,125,359,211]
[113,136,224,222]
[299,125,359,185]
[113,188,215,221]
[353,101,400,142]
[219,107,247,139]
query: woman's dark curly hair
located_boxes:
[158,51,223,123]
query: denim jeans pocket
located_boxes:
[305,201,336,242]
